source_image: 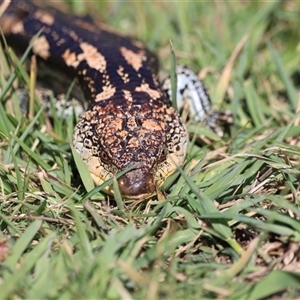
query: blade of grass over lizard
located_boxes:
[80,163,140,201]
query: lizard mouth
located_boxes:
[117,167,156,200]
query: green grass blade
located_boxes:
[4,220,43,268]
[268,41,298,111]
[249,271,300,300]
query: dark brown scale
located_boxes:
[0,0,189,200]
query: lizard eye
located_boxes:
[158,148,168,163]
[100,150,110,163]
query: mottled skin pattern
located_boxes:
[0,0,189,200]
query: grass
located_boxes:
[1,0,300,299]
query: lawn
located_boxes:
[1,1,300,299]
